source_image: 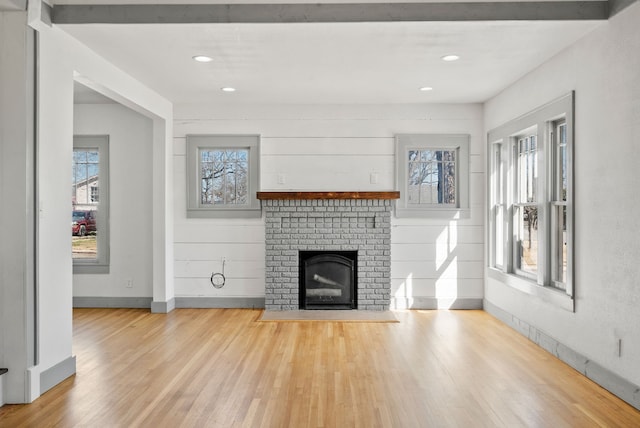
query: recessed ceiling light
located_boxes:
[441,54,460,62]
[192,55,213,63]
[420,86,434,92]
[221,87,236,92]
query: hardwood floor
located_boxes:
[1,309,639,427]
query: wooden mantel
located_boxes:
[257,191,400,200]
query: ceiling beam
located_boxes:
[609,0,639,16]
[51,2,609,24]
[0,0,27,11]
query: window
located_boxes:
[90,185,99,203]
[490,142,505,269]
[514,133,538,279]
[395,134,470,218]
[551,119,568,288]
[186,135,261,218]
[488,92,574,309]
[72,135,109,274]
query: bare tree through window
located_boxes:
[187,135,260,218]
[407,149,456,205]
[200,149,249,205]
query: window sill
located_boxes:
[187,207,262,219]
[395,207,470,219]
[487,267,574,312]
[73,264,110,275]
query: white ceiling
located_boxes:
[57,2,604,105]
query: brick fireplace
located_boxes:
[258,192,399,311]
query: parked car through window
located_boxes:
[72,210,96,236]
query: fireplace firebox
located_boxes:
[299,251,357,310]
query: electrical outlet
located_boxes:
[126,279,133,288]
[277,173,286,184]
[370,172,379,184]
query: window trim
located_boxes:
[73,135,110,274]
[513,131,539,282]
[395,134,470,219]
[186,134,261,219]
[487,92,574,311]
[550,119,568,290]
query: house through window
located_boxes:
[72,135,110,273]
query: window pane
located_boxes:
[72,148,99,260]
[200,148,249,206]
[517,206,538,275]
[553,205,568,287]
[495,204,504,267]
[200,150,215,205]
[557,123,567,201]
[407,149,456,206]
[517,136,537,203]
[492,145,504,268]
[441,161,456,204]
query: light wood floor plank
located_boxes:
[1,308,639,427]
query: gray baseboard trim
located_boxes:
[484,300,640,411]
[151,297,175,313]
[73,296,152,308]
[40,356,76,395]
[391,297,483,310]
[175,297,265,309]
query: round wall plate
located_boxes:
[210,272,225,288]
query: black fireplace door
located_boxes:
[300,252,356,309]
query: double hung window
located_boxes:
[488,93,574,309]
[514,133,538,279]
[72,135,110,274]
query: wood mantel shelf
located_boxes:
[257,191,400,200]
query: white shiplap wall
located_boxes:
[173,104,484,308]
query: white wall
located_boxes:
[173,104,484,307]
[37,21,76,396]
[73,103,153,298]
[28,9,173,400]
[484,2,640,386]
[0,10,35,403]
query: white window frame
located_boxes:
[513,131,539,281]
[487,92,574,311]
[186,134,261,219]
[550,119,569,290]
[73,135,110,274]
[395,134,470,219]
